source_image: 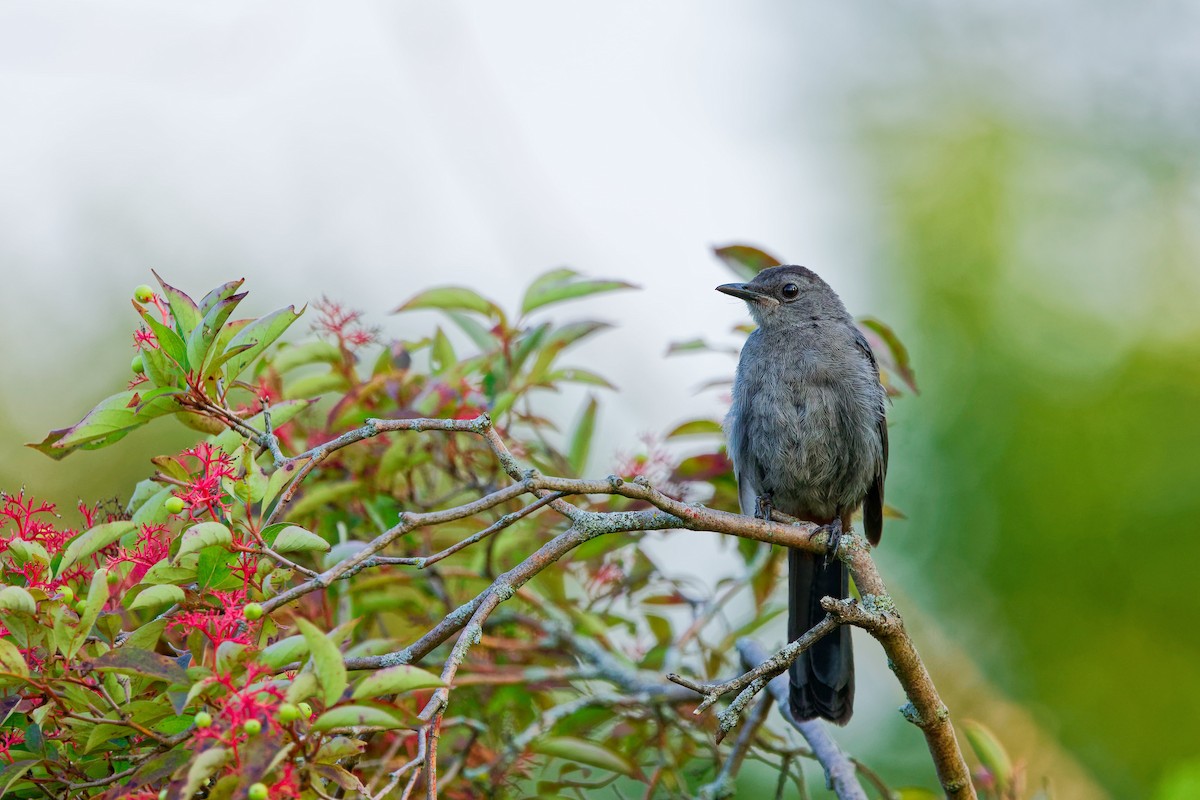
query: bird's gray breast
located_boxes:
[725,329,882,521]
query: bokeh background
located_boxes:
[2,3,1198,798]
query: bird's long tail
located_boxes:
[788,547,854,724]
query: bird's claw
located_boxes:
[754,493,774,521]
[822,518,844,567]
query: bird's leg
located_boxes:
[753,492,774,521]
[821,517,843,567]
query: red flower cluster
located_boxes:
[178,442,236,520]
[192,664,299,796]
[168,590,253,653]
[312,297,378,351]
[0,491,87,591]
[0,728,25,764]
[106,523,172,587]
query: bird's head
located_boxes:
[716,265,849,329]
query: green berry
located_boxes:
[242,719,262,736]
[158,790,167,800]
[297,702,313,719]
[106,570,121,586]
[164,496,185,515]
[277,703,300,723]
[131,354,145,375]
[73,600,87,615]
[134,284,156,303]
[194,711,212,728]
[59,586,75,603]
[248,783,269,800]
[243,602,264,621]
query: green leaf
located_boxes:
[0,760,35,797]
[152,270,203,337]
[140,311,190,370]
[963,719,1013,791]
[57,521,136,576]
[128,584,186,611]
[526,321,612,381]
[69,568,110,659]
[143,557,197,585]
[0,638,28,679]
[351,665,443,700]
[123,619,168,651]
[181,746,228,800]
[544,367,616,389]
[311,763,367,794]
[259,634,309,670]
[197,546,235,590]
[287,479,361,520]
[131,485,176,526]
[567,395,599,475]
[5,539,49,566]
[139,338,181,388]
[296,618,348,706]
[666,419,723,438]
[393,286,501,320]
[314,737,368,763]
[311,705,409,732]
[90,647,189,686]
[665,338,737,356]
[283,371,349,400]
[272,340,343,374]
[0,587,36,615]
[285,669,319,704]
[521,271,637,316]
[430,327,456,374]
[175,522,233,562]
[186,291,247,374]
[85,722,132,754]
[531,736,638,777]
[712,243,782,279]
[272,526,331,554]
[522,267,578,303]
[444,311,497,351]
[222,304,305,382]
[198,278,246,316]
[29,391,180,460]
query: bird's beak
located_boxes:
[716,283,777,306]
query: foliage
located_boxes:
[0,250,1023,798]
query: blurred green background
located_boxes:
[2,2,1198,797]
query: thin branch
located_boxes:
[667,615,839,725]
[738,639,867,800]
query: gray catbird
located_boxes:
[718,265,887,725]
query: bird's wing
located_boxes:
[853,327,888,546]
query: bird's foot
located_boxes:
[754,493,774,521]
[821,518,844,566]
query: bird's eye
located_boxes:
[781,283,800,300]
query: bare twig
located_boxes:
[667,615,839,725]
[739,639,867,800]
